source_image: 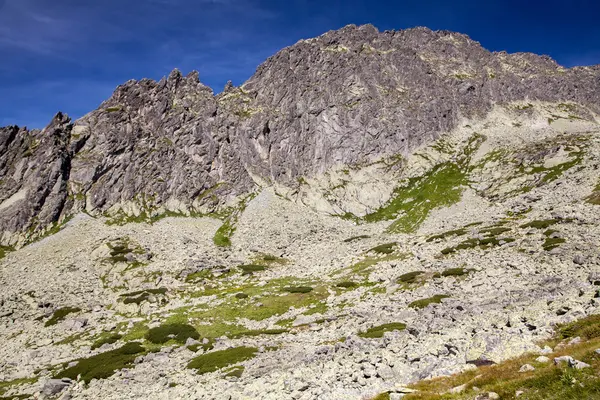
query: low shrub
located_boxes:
[239,264,267,275]
[44,307,81,327]
[187,347,258,374]
[91,334,123,350]
[368,243,397,254]
[441,268,468,277]
[146,323,200,345]
[336,281,358,288]
[56,342,144,383]
[397,271,425,284]
[359,322,407,338]
[409,295,450,309]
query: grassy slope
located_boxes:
[397,314,600,400]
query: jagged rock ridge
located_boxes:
[1,24,599,244]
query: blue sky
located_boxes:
[1,0,599,129]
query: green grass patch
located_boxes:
[405,313,600,400]
[185,269,215,283]
[0,377,37,397]
[170,281,331,336]
[239,264,267,275]
[441,237,515,255]
[145,323,199,345]
[479,226,512,236]
[45,307,81,327]
[187,347,258,374]
[426,228,468,242]
[362,135,483,233]
[251,253,289,265]
[224,365,245,378]
[558,314,600,340]
[336,281,359,289]
[0,245,14,260]
[91,334,123,350]
[397,271,425,284]
[213,219,234,247]
[343,235,371,243]
[521,219,561,229]
[441,267,470,277]
[409,295,450,309]
[283,286,313,294]
[543,237,566,251]
[55,342,145,383]
[120,288,167,305]
[586,181,600,205]
[368,242,397,254]
[359,322,407,338]
[231,329,288,338]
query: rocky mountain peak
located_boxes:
[0,25,599,245]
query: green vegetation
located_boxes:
[231,329,288,338]
[284,286,313,293]
[397,271,425,284]
[405,314,600,400]
[45,307,81,327]
[213,193,256,247]
[585,180,600,205]
[441,237,515,255]
[213,219,235,247]
[239,264,267,275]
[441,267,470,277]
[559,314,600,340]
[224,366,245,378]
[166,279,330,338]
[409,295,450,309]
[187,341,215,353]
[359,322,407,338]
[343,235,371,243]
[105,106,123,112]
[370,393,390,400]
[515,103,534,110]
[521,219,561,230]
[335,253,409,280]
[24,215,74,246]
[91,334,122,350]
[368,242,397,254]
[106,238,146,265]
[120,288,167,305]
[185,269,216,283]
[336,281,358,289]
[252,253,289,265]
[543,237,566,251]
[56,342,145,383]
[360,134,484,233]
[0,245,14,260]
[426,228,468,242]
[145,323,200,345]
[187,347,258,375]
[479,226,512,236]
[0,377,37,398]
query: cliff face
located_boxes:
[1,24,599,244]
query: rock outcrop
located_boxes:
[1,24,599,244]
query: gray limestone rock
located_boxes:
[1,25,600,244]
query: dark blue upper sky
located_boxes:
[1,0,599,128]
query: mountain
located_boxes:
[1,24,599,245]
[0,25,599,400]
